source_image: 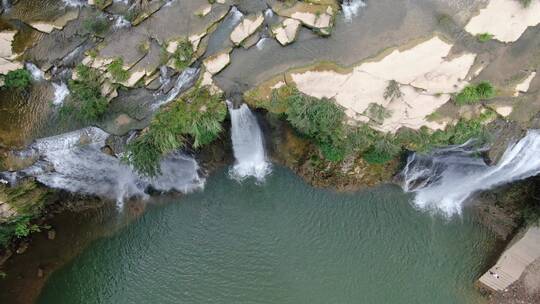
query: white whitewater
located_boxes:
[228,103,271,182]
[52,82,69,105]
[401,130,540,216]
[62,0,86,7]
[152,67,199,110]
[3,127,204,207]
[341,0,366,22]
[113,14,131,29]
[25,62,44,81]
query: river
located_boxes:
[35,166,495,304]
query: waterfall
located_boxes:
[230,6,244,24]
[341,0,366,22]
[62,0,87,7]
[228,103,271,182]
[113,14,131,29]
[152,67,199,110]
[264,8,274,20]
[401,130,540,215]
[1,127,204,207]
[25,62,44,81]
[52,82,69,105]
[1,0,10,12]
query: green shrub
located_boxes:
[383,80,402,101]
[455,81,495,105]
[126,86,226,176]
[362,135,401,164]
[172,40,194,70]
[476,33,493,43]
[64,64,108,122]
[83,16,109,35]
[3,69,32,89]
[285,90,348,161]
[519,0,532,7]
[365,103,392,125]
[107,58,129,82]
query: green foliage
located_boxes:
[284,89,348,161]
[476,33,494,42]
[362,134,401,164]
[3,68,32,90]
[126,86,226,176]
[383,80,402,101]
[455,81,495,105]
[172,40,194,70]
[107,58,129,82]
[64,64,108,122]
[83,15,109,35]
[365,103,392,125]
[0,215,41,248]
[519,0,532,7]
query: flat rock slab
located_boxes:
[479,226,540,292]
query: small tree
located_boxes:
[3,69,32,90]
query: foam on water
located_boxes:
[25,62,44,81]
[341,0,366,22]
[401,130,540,215]
[52,82,69,105]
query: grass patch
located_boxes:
[107,58,129,82]
[172,40,194,71]
[125,86,226,176]
[3,68,32,90]
[83,15,109,36]
[62,64,108,122]
[455,81,495,105]
[476,33,494,43]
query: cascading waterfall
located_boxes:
[152,67,199,110]
[1,127,204,208]
[401,130,540,215]
[1,0,10,12]
[52,82,69,105]
[228,102,271,182]
[341,0,366,22]
[25,62,44,81]
[113,14,131,29]
[62,0,86,7]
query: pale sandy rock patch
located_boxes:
[272,18,301,46]
[514,71,536,96]
[203,51,230,75]
[494,105,513,117]
[290,36,476,132]
[465,0,540,42]
[230,13,264,45]
[30,9,79,33]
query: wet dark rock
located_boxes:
[486,120,525,165]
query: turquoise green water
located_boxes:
[37,166,495,304]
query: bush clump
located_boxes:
[63,64,108,122]
[476,33,494,43]
[172,40,194,71]
[83,15,109,35]
[455,81,495,105]
[126,86,226,176]
[107,58,129,82]
[3,69,32,90]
